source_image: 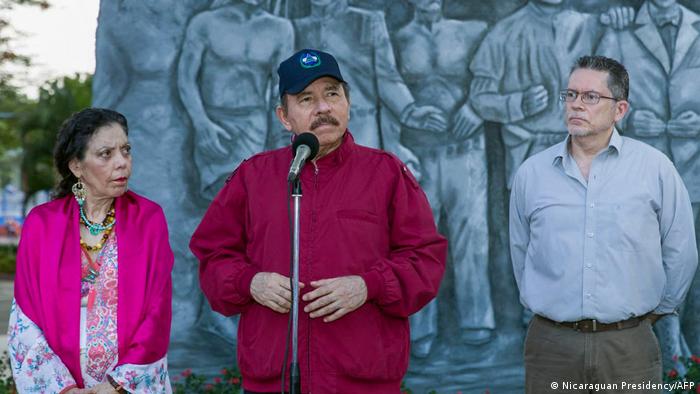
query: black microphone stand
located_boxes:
[289,178,302,394]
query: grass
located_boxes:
[0,245,15,276]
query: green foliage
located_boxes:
[0,0,50,89]
[15,74,92,206]
[172,368,242,394]
[170,370,450,394]
[0,88,26,150]
[0,244,15,275]
[0,51,32,166]
[0,88,29,186]
[0,0,52,190]
[0,351,16,394]
[665,355,700,394]
[0,355,493,394]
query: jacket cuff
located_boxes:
[507,91,525,122]
[399,102,416,125]
[360,269,384,302]
[236,265,260,299]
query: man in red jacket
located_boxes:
[190,48,447,393]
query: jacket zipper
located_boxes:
[309,161,319,391]
[313,162,319,184]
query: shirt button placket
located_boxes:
[582,183,597,317]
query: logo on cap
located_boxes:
[300,51,321,69]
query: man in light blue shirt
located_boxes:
[510,55,697,392]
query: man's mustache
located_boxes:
[567,112,587,121]
[310,115,340,130]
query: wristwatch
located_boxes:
[107,374,128,394]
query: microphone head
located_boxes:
[292,132,320,161]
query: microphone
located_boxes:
[287,132,320,182]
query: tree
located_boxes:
[0,0,50,86]
[16,74,92,212]
[0,0,50,179]
[0,2,93,213]
[0,90,23,144]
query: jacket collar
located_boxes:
[290,130,354,170]
[314,130,354,168]
[635,2,700,73]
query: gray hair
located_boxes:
[571,55,629,101]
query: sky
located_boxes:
[5,0,99,97]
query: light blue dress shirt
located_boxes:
[509,129,698,323]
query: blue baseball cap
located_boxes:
[277,49,345,99]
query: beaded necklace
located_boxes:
[79,204,115,285]
[80,240,112,309]
[80,225,114,252]
[79,203,116,236]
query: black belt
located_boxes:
[537,313,651,333]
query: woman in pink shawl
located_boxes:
[9,108,174,393]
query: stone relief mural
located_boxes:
[93,0,700,392]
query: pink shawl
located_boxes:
[14,191,174,387]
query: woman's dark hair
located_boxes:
[53,108,129,199]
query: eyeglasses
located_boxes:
[559,89,619,105]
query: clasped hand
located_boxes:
[250,272,367,322]
[632,109,700,138]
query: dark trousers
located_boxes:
[525,315,662,394]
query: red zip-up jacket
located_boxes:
[190,132,447,393]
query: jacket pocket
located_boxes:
[335,209,387,259]
[237,305,287,379]
[336,209,380,224]
[321,303,408,381]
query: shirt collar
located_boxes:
[552,128,623,166]
[608,128,623,152]
[527,1,560,20]
[649,3,682,27]
[311,0,348,19]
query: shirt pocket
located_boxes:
[597,197,658,253]
[334,209,386,272]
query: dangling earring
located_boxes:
[72,179,86,206]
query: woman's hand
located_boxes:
[65,388,94,394]
[89,382,120,393]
